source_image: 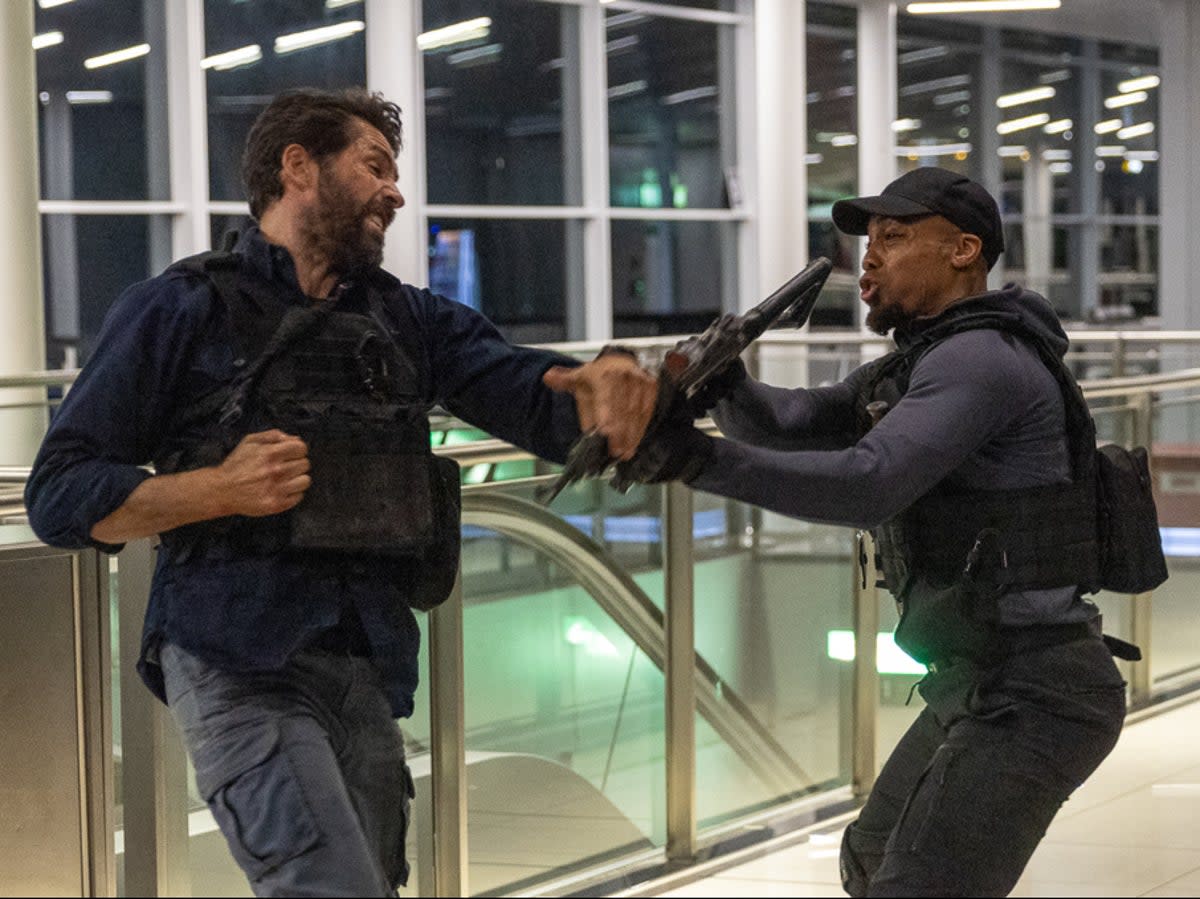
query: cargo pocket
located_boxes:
[194,725,323,883]
[893,744,959,855]
[387,762,417,889]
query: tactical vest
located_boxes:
[855,300,1104,664]
[153,251,461,611]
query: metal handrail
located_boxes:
[459,490,812,796]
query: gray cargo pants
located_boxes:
[161,642,414,898]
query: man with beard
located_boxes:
[603,168,1129,896]
[25,88,659,897]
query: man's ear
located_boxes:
[951,232,984,271]
[278,143,317,196]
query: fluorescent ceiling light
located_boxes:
[606,12,648,29]
[1105,91,1147,109]
[606,35,638,53]
[1043,118,1073,134]
[84,43,150,69]
[201,44,262,71]
[416,17,488,51]
[446,43,501,66]
[908,1,1061,12]
[805,153,824,166]
[38,0,75,7]
[898,46,948,65]
[1042,149,1072,161]
[1096,146,1127,157]
[1094,119,1123,134]
[607,80,647,100]
[896,142,971,157]
[66,90,112,104]
[998,145,1028,157]
[32,31,63,50]
[275,21,364,54]
[1126,150,1160,162]
[1118,122,1155,140]
[892,118,923,132]
[831,134,859,147]
[996,113,1050,135]
[933,90,971,107]
[1039,69,1072,85]
[325,0,362,7]
[900,74,970,97]
[996,86,1055,108]
[663,86,718,106]
[1119,75,1161,93]
[1049,162,1072,175]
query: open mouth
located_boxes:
[859,279,878,304]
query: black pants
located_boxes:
[840,637,1126,897]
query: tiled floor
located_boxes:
[638,697,1200,898]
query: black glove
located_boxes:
[611,419,714,491]
[682,355,748,418]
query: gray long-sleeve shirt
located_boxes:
[691,285,1098,627]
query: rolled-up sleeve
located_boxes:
[25,276,217,550]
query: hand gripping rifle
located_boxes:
[538,256,834,504]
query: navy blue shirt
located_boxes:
[25,227,582,716]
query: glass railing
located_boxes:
[8,337,1200,896]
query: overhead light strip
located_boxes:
[996,113,1050,135]
[84,43,150,69]
[996,86,1055,108]
[1105,91,1148,109]
[66,90,113,105]
[32,31,63,51]
[908,1,1061,13]
[416,17,490,51]
[275,21,364,54]
[201,44,263,71]
[1119,75,1161,93]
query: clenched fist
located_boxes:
[216,429,312,517]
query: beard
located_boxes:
[301,168,394,277]
[865,299,908,336]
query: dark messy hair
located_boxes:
[242,87,403,219]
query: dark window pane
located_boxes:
[428,218,568,343]
[204,0,367,202]
[611,220,728,336]
[608,15,733,210]
[1097,66,1160,216]
[41,215,170,367]
[423,1,572,206]
[34,0,166,200]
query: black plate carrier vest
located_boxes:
[854,301,1103,663]
[153,251,460,611]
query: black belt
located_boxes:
[928,623,1140,673]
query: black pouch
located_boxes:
[893,577,998,666]
[407,455,462,612]
[1095,444,1168,593]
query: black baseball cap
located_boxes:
[832,167,1004,270]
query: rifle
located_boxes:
[538,256,833,504]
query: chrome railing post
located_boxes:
[119,539,192,897]
[852,532,879,798]
[664,482,697,864]
[429,571,468,897]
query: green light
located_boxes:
[564,616,620,658]
[639,169,662,207]
[464,463,492,484]
[826,630,927,675]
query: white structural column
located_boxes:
[367,0,428,287]
[856,0,897,332]
[752,0,808,306]
[0,2,48,465]
[1159,0,1200,331]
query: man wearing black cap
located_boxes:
[614,167,1128,896]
